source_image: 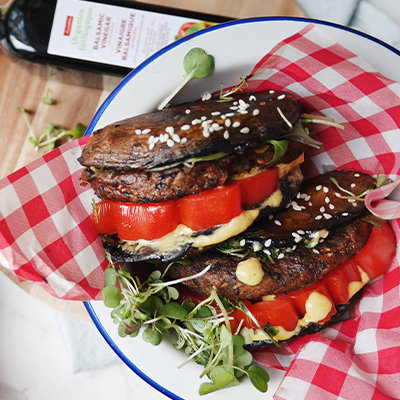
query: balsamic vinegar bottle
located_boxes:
[0,0,230,76]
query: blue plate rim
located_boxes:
[83,15,400,400]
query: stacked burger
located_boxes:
[79,90,396,345]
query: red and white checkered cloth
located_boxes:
[0,23,400,398]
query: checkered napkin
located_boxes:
[243,24,400,399]
[0,22,400,398]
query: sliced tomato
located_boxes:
[352,222,396,280]
[248,294,299,332]
[323,263,351,305]
[237,168,279,208]
[288,280,336,324]
[92,201,117,235]
[113,200,180,241]
[177,22,196,38]
[177,182,242,231]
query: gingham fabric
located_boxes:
[0,23,400,398]
[244,24,400,399]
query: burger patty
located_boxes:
[99,167,304,263]
[163,170,378,300]
[165,219,373,301]
[80,139,306,203]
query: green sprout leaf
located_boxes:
[102,285,123,308]
[157,47,215,110]
[41,89,55,105]
[199,366,240,395]
[247,365,270,393]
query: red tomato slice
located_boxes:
[113,200,180,241]
[177,182,242,231]
[288,280,336,324]
[237,168,279,208]
[177,22,196,38]
[248,294,299,332]
[322,265,351,305]
[92,201,117,235]
[352,222,396,280]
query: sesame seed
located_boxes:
[232,121,241,128]
[233,101,238,105]
[354,173,360,177]
[237,109,248,114]
[265,239,272,247]
[167,139,175,147]
[135,129,142,135]
[323,213,332,219]
[149,143,155,150]
[329,204,335,210]
[253,243,261,252]
[148,135,155,144]
[239,239,246,246]
[320,206,325,213]
[249,95,256,101]
[201,116,207,121]
[316,185,322,191]
[230,106,238,110]
[297,192,301,199]
[211,123,221,130]
[274,220,282,226]
[277,253,285,260]
[223,131,229,139]
[325,197,330,203]
[313,249,320,254]
[225,113,235,117]
[181,138,187,144]
[203,130,210,138]
[295,236,303,243]
[297,230,305,235]
[292,232,300,238]
[172,134,180,143]
[351,183,356,188]
[225,119,232,127]
[202,92,211,101]
[277,94,285,100]
[181,124,190,131]
[211,111,221,116]
[305,195,311,201]
[309,202,313,207]
[166,126,174,135]
[264,249,271,255]
[293,204,302,211]
[240,127,250,134]
[185,109,191,114]
[142,129,151,134]
[253,109,260,116]
[352,202,358,207]
[315,215,323,220]
[269,90,275,94]
[348,199,356,203]
[342,212,349,216]
[192,119,201,125]
[323,186,329,193]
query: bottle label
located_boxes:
[48,0,208,69]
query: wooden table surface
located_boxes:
[0,0,305,318]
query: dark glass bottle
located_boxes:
[0,0,230,76]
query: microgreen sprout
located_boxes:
[41,89,55,105]
[218,76,248,102]
[102,256,271,395]
[157,48,215,110]
[330,177,372,202]
[301,113,345,130]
